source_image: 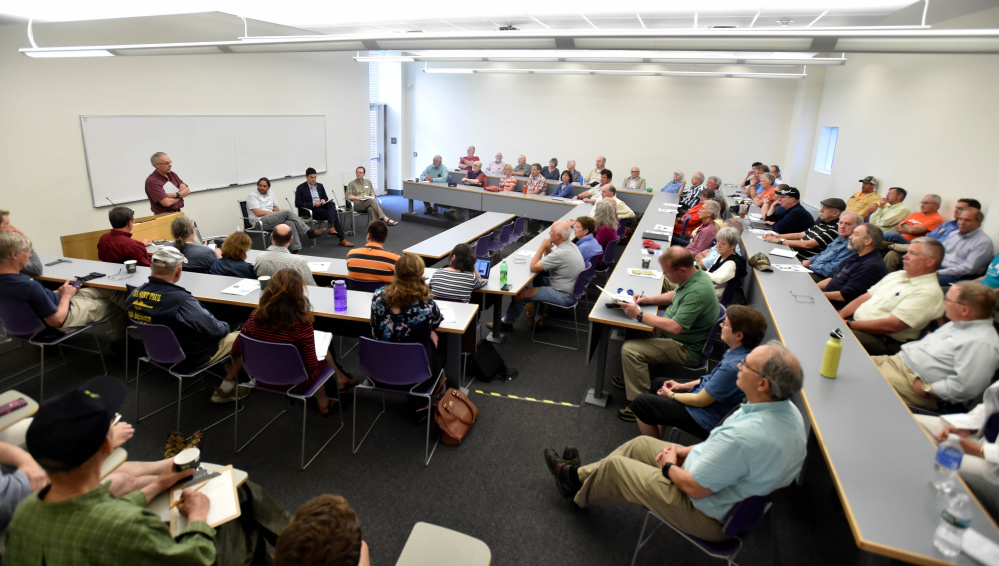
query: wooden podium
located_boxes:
[60,212,183,260]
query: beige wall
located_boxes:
[0,24,368,255]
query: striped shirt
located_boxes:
[347,243,400,282]
[429,269,486,303]
[232,309,322,382]
[795,219,839,260]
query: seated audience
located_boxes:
[592,185,635,225]
[703,227,746,299]
[552,170,575,198]
[0,209,41,276]
[248,177,326,254]
[762,198,844,260]
[683,201,721,256]
[751,173,777,208]
[872,281,999,411]
[347,166,397,226]
[545,342,805,544]
[294,167,353,247]
[764,187,814,234]
[883,197,980,271]
[255,224,317,285]
[483,152,507,176]
[770,164,784,184]
[525,163,547,195]
[674,188,718,239]
[882,193,943,244]
[564,160,582,183]
[802,211,860,281]
[938,208,993,286]
[171,216,219,272]
[631,305,767,440]
[623,167,646,191]
[274,494,370,566]
[4,376,291,566]
[210,231,256,279]
[498,164,518,191]
[371,253,445,373]
[678,171,705,210]
[0,232,126,339]
[974,249,999,294]
[584,157,606,186]
[228,269,352,415]
[97,207,151,266]
[346,220,399,284]
[614,248,720,421]
[512,154,530,177]
[461,161,486,187]
[661,170,685,194]
[429,243,487,303]
[542,158,560,181]
[694,219,744,272]
[574,170,612,201]
[839,237,945,355]
[488,221,584,331]
[571,216,602,263]
[845,176,880,217]
[868,187,910,233]
[127,247,245,402]
[417,155,449,215]
[592,201,619,269]
[740,162,766,196]
[817,224,889,309]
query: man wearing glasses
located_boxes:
[145,152,191,215]
[544,342,806,544]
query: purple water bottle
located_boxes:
[334,280,347,312]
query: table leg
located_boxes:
[486,295,506,344]
[408,199,414,214]
[585,322,610,407]
[445,333,463,392]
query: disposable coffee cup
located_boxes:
[124,260,137,273]
[641,258,651,268]
[173,447,201,471]
[258,276,271,290]
[739,203,748,219]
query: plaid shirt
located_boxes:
[525,175,547,194]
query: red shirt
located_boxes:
[97,229,151,266]
[145,171,186,214]
[458,155,479,171]
[232,309,323,387]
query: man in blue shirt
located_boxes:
[763,187,814,234]
[630,305,768,440]
[545,341,806,542]
[418,155,449,215]
[884,198,981,272]
[804,211,860,281]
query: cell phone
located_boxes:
[501,284,512,291]
[73,278,85,288]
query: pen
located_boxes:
[170,481,208,509]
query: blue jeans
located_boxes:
[883,231,909,245]
[503,285,576,324]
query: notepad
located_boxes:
[220,279,259,296]
[516,250,536,257]
[314,330,333,359]
[773,264,813,273]
[439,307,456,324]
[170,466,241,536]
[769,248,799,259]
[308,262,331,272]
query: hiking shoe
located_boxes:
[164,432,186,459]
[562,447,580,467]
[618,406,637,422]
[611,375,626,390]
[544,448,582,498]
[211,384,251,404]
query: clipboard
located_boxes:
[169,465,241,536]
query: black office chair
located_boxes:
[238,200,269,248]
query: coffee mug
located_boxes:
[173,447,201,471]
[124,260,137,273]
[258,276,271,290]
[641,258,651,268]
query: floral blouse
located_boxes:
[370,289,443,350]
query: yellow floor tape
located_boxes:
[472,389,578,408]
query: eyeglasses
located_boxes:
[789,290,814,304]
[738,358,764,378]
[943,296,966,306]
[107,268,134,281]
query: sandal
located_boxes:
[338,379,359,393]
[384,219,399,226]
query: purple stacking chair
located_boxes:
[511,216,526,242]
[132,322,232,432]
[234,334,341,470]
[487,222,514,257]
[594,236,620,274]
[670,305,727,376]
[631,494,771,566]
[353,337,444,466]
[473,234,492,260]
[0,298,106,400]
[530,262,596,351]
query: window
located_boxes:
[813,126,839,175]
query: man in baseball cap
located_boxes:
[846,175,880,217]
[763,187,814,234]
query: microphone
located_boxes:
[106,196,119,209]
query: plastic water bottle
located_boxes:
[820,329,843,379]
[500,261,508,287]
[932,434,964,494]
[933,493,971,558]
[333,280,347,312]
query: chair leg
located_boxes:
[234,386,287,454]
[299,386,344,470]
[92,328,107,375]
[631,511,664,566]
[423,392,441,466]
[38,347,45,401]
[351,391,387,455]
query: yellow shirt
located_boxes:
[845,190,881,217]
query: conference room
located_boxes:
[2,2,999,564]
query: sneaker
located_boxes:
[618,406,637,422]
[611,375,626,390]
[524,303,536,318]
[485,321,514,332]
[211,384,251,404]
[164,432,186,459]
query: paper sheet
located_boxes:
[654,224,673,232]
[307,262,331,272]
[749,229,774,235]
[769,248,800,259]
[747,213,763,221]
[963,528,999,565]
[516,249,536,257]
[439,307,456,324]
[773,264,813,273]
[220,279,259,296]
[314,330,333,359]
[170,467,240,536]
[628,268,663,279]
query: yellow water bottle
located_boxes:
[820,329,844,379]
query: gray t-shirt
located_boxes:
[541,241,585,294]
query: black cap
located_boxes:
[776,187,800,199]
[27,376,125,472]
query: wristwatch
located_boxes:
[636,311,644,323]
[669,392,676,401]
[922,382,933,395]
[779,238,785,245]
[662,461,675,479]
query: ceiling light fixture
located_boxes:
[422,66,806,79]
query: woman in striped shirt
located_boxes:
[429,243,487,303]
[228,269,352,415]
[498,164,518,191]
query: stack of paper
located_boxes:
[220,279,259,296]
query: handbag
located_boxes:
[434,388,479,446]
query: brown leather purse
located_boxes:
[435,388,479,445]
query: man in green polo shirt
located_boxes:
[613,247,720,421]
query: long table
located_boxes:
[404,212,514,260]
[403,181,584,222]
[36,256,479,380]
[730,190,999,565]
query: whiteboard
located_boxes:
[80,115,327,208]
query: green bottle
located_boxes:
[820,329,844,379]
[500,261,508,286]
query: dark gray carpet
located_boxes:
[1,195,862,565]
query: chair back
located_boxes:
[238,200,254,230]
[680,216,690,237]
[720,278,740,306]
[511,217,526,240]
[0,299,45,338]
[617,222,627,238]
[701,305,727,359]
[345,277,385,293]
[722,495,770,538]
[132,322,187,365]
[238,334,310,388]
[600,237,620,265]
[572,262,597,300]
[358,337,432,386]
[473,234,492,259]
[498,222,513,246]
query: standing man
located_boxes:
[623,167,646,191]
[417,155,449,215]
[868,187,910,233]
[145,152,191,215]
[97,207,152,266]
[248,177,325,254]
[511,155,530,177]
[584,157,606,186]
[294,167,354,248]
[817,224,889,309]
[346,167,397,226]
[484,152,507,176]
[845,176,880,217]
[1,209,42,276]
[458,146,478,171]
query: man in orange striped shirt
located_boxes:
[346,221,400,283]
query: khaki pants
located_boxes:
[62,288,127,339]
[914,415,999,520]
[207,332,239,368]
[352,198,386,221]
[575,436,726,542]
[622,338,690,401]
[872,355,937,410]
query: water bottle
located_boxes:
[333,280,347,312]
[932,434,964,494]
[820,329,844,379]
[500,261,508,287]
[933,493,972,558]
